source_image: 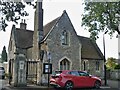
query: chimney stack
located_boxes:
[20,19,27,30]
[38,1,43,42]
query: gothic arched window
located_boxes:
[83,61,86,71]
[60,59,70,70]
[96,61,100,71]
[61,30,69,45]
[83,60,89,71]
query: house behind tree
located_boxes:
[8,10,104,85]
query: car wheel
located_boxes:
[94,81,101,89]
[65,81,74,90]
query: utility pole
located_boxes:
[103,30,108,86]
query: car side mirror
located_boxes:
[89,74,92,78]
[89,76,92,78]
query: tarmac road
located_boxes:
[0,79,120,90]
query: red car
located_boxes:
[50,70,101,89]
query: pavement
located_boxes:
[102,79,120,89]
[1,84,55,90]
[1,79,120,90]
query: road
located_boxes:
[0,79,120,90]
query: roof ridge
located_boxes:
[42,10,72,42]
[78,35,103,60]
[42,12,63,42]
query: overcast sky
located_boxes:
[0,0,118,59]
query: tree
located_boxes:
[1,46,7,62]
[82,2,120,40]
[0,0,36,31]
[106,57,117,70]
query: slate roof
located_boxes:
[12,10,103,60]
[14,17,59,49]
[15,28,33,49]
[42,11,103,60]
[78,36,103,60]
[43,17,60,37]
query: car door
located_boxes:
[78,71,93,87]
[68,71,83,87]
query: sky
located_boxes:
[0,0,118,59]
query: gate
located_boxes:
[26,60,39,84]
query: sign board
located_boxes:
[43,63,52,74]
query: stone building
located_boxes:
[8,4,104,86]
[41,10,104,78]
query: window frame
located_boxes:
[60,59,70,70]
[96,61,100,71]
[61,30,70,46]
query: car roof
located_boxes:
[55,70,87,74]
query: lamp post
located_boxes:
[103,30,108,86]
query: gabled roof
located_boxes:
[42,10,68,42]
[78,36,103,60]
[43,17,60,37]
[15,28,33,49]
[10,10,103,60]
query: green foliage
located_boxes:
[1,46,7,62]
[0,0,36,31]
[106,57,116,70]
[114,64,120,69]
[82,2,120,40]
[106,57,120,70]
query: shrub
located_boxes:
[114,64,120,69]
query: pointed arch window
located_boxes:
[60,59,70,70]
[61,30,69,45]
[83,60,89,71]
[96,61,100,71]
[83,61,86,71]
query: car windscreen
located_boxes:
[53,71,62,76]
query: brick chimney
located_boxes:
[20,19,27,30]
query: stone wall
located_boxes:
[46,11,81,71]
[81,60,104,78]
[107,70,120,80]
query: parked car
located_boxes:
[50,70,101,89]
[0,66,5,79]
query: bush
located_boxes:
[114,64,120,69]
